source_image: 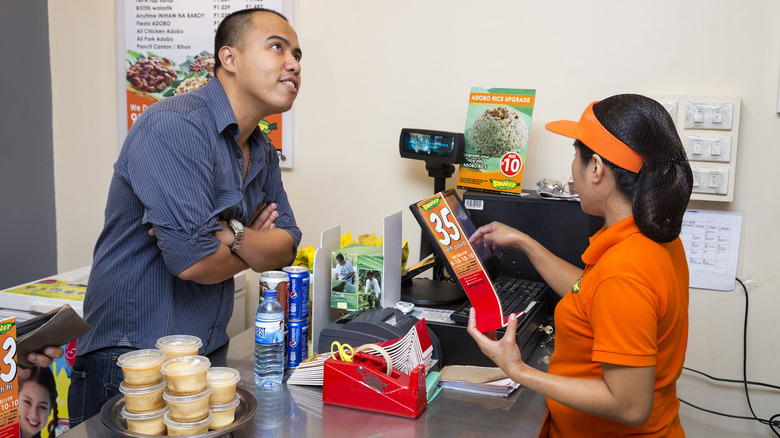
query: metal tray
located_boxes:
[100,386,257,437]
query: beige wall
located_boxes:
[49,1,780,436]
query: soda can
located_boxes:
[286,319,308,369]
[283,266,310,320]
[260,270,289,320]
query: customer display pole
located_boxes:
[421,162,456,274]
[398,129,465,303]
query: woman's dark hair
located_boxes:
[214,8,290,72]
[575,94,692,243]
[20,366,59,436]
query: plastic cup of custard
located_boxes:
[206,367,240,405]
[160,355,211,395]
[163,409,212,436]
[120,380,167,414]
[156,335,203,360]
[209,395,240,429]
[117,349,167,387]
[163,385,212,423]
[121,405,167,436]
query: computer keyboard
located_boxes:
[449,276,547,326]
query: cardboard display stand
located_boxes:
[311,212,402,353]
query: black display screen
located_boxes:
[399,129,464,165]
[401,132,456,158]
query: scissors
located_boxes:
[330,341,355,362]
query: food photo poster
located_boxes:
[116,0,295,167]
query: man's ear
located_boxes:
[218,46,238,74]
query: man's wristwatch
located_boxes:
[228,219,245,252]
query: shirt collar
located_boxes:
[203,77,238,136]
[581,216,641,266]
[203,77,273,165]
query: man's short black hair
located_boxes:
[214,8,289,72]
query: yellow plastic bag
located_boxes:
[292,244,316,272]
[340,233,409,271]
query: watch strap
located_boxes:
[229,219,244,252]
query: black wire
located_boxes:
[678,398,765,422]
[737,278,780,436]
[678,277,780,437]
[736,278,761,425]
[683,366,780,391]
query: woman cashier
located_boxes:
[468,94,692,437]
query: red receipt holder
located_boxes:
[323,349,427,418]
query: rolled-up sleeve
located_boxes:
[122,111,223,275]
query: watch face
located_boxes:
[230,219,244,232]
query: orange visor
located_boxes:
[545,101,644,173]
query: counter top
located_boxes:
[62,327,550,438]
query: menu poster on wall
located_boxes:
[116,0,295,167]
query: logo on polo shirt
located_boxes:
[571,276,582,294]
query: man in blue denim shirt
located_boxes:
[68,8,303,426]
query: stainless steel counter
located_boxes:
[62,327,550,437]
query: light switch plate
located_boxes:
[652,94,740,202]
[685,103,733,130]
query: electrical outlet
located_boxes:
[708,173,720,188]
[659,101,678,125]
[713,108,723,124]
[691,168,729,195]
[651,94,739,202]
[685,103,734,130]
[693,107,704,123]
[693,140,703,155]
[683,136,732,162]
[711,141,722,156]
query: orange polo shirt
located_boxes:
[547,216,689,437]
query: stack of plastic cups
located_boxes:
[283,266,310,370]
[156,335,202,361]
[160,355,212,435]
[206,367,241,429]
[116,335,243,434]
[117,349,169,435]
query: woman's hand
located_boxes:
[466,307,525,374]
[469,221,527,253]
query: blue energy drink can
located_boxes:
[286,319,308,368]
[283,266,310,320]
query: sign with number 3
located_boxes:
[0,318,20,437]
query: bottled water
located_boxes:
[254,290,285,386]
[255,384,283,436]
